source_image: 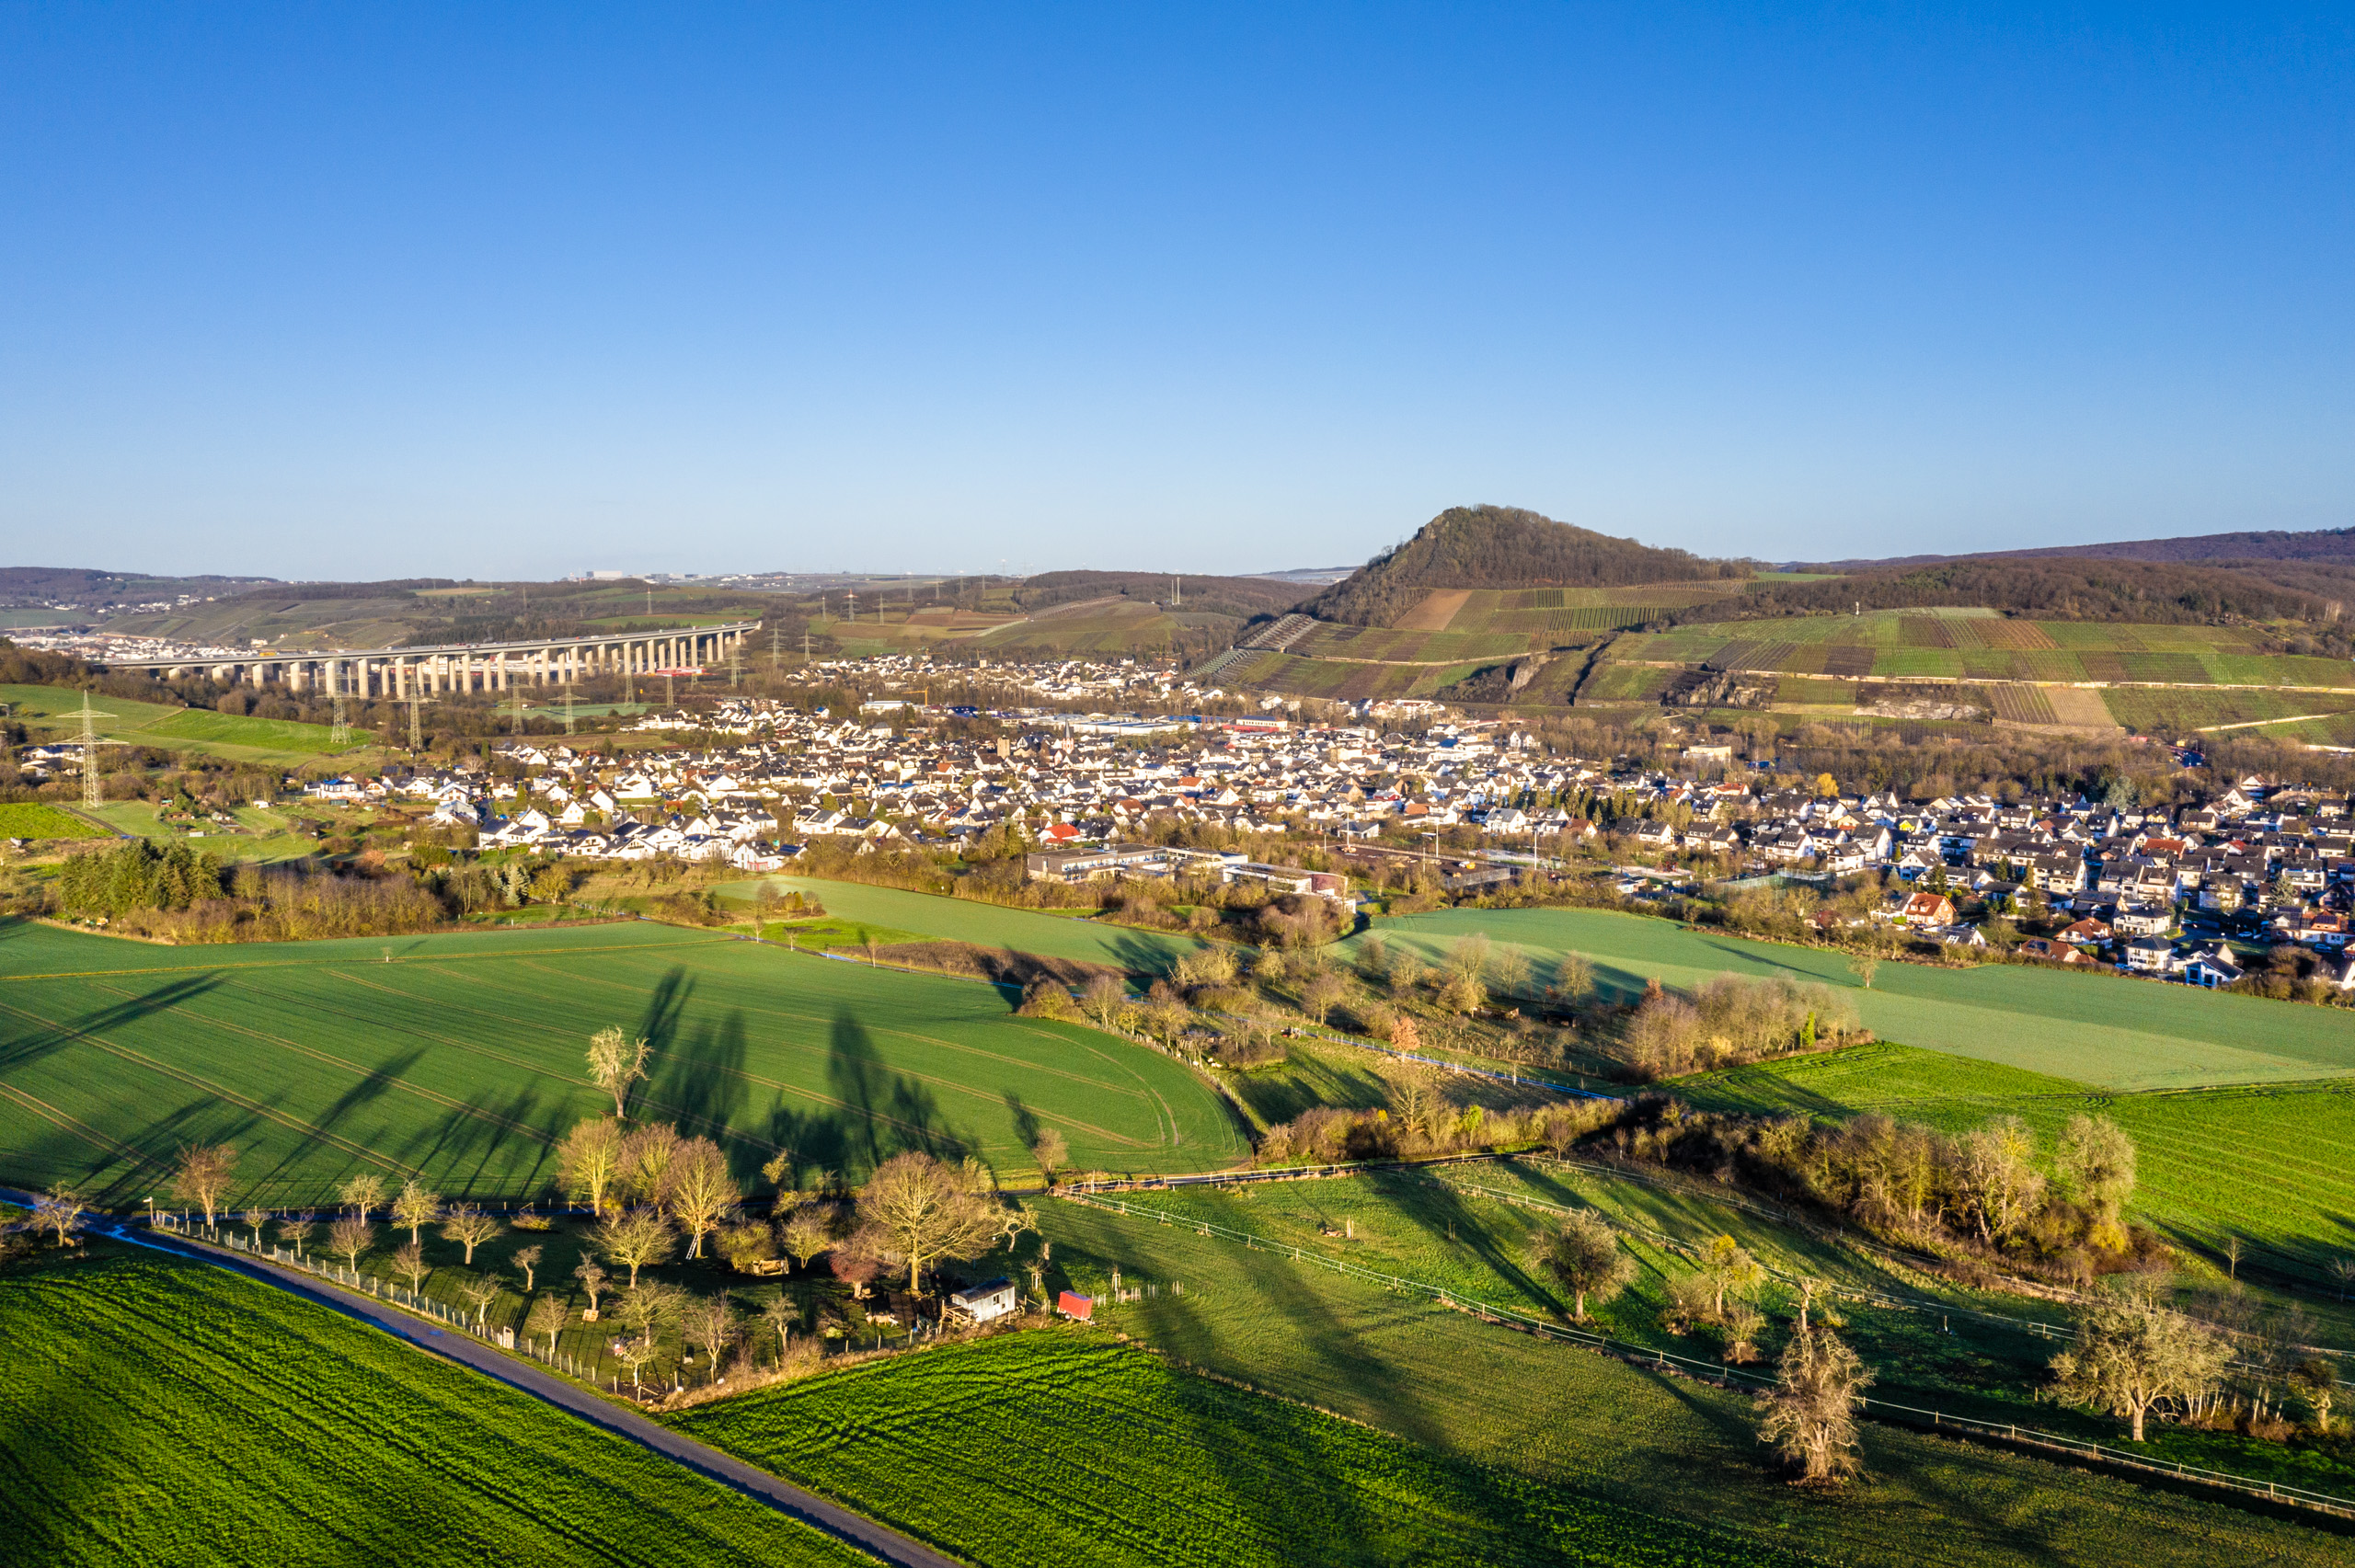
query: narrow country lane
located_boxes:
[4,1192,966,1568]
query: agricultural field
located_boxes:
[1029,1189,2344,1568]
[0,803,108,840]
[0,682,364,764]
[1066,1164,2355,1486]
[0,917,1246,1207]
[81,799,332,861]
[2099,687,2355,734]
[675,1329,1762,1568]
[1352,906,2355,1091]
[716,876,1212,974]
[1678,1042,2355,1290]
[0,1248,875,1567]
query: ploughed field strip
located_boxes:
[0,1251,877,1568]
[0,919,1242,1206]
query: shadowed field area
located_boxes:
[0,918,1244,1207]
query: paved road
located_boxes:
[9,1193,964,1568]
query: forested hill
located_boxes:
[1304,506,1747,626]
[1799,525,2355,572]
[1717,558,2329,625]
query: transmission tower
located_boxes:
[407,693,424,751]
[769,626,781,675]
[328,664,351,747]
[728,637,743,689]
[562,681,577,736]
[76,690,118,809]
[508,688,528,735]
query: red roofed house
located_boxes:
[1899,891,1957,927]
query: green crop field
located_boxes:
[1029,1193,2341,1568]
[1677,1042,2355,1286]
[1351,907,2355,1091]
[675,1329,1769,1568]
[0,918,1245,1207]
[0,1248,874,1567]
[717,876,1212,973]
[0,803,108,840]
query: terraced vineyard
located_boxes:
[0,1249,875,1567]
[0,917,1244,1207]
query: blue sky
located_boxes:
[3,4,2349,579]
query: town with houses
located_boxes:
[185,649,2355,998]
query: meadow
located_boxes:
[0,1247,875,1567]
[1678,1042,2355,1288]
[718,876,1211,974]
[1031,1191,2346,1568]
[673,1328,1785,1568]
[1352,906,2355,1091]
[1,682,364,765]
[0,918,1245,1207]
[0,802,107,840]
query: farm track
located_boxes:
[29,1202,963,1568]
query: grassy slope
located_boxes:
[1032,1196,2345,1568]
[719,876,1211,974]
[0,918,1245,1205]
[0,682,364,764]
[1353,907,2355,1091]
[673,1328,1786,1568]
[1675,1042,2355,1283]
[0,1248,873,1568]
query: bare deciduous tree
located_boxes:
[171,1143,238,1227]
[393,1241,431,1295]
[278,1212,317,1257]
[240,1207,270,1245]
[666,1138,740,1259]
[586,1025,651,1119]
[1529,1209,1634,1322]
[599,1207,676,1288]
[512,1244,544,1291]
[573,1259,611,1319]
[1031,1130,1070,1183]
[612,1333,660,1396]
[759,1293,798,1359]
[1757,1327,1873,1483]
[391,1179,441,1246]
[526,1293,568,1356]
[1699,1235,1765,1320]
[338,1173,386,1218]
[1080,974,1128,1031]
[856,1151,1004,1296]
[2050,1277,2231,1442]
[683,1293,739,1382]
[327,1217,373,1271]
[1848,955,1878,990]
[33,1185,87,1247]
[442,1203,502,1265]
[621,1123,685,1209]
[779,1207,833,1271]
[458,1272,504,1326]
[557,1117,626,1218]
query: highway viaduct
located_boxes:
[91,621,761,696]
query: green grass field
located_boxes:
[1032,1191,2344,1567]
[718,876,1212,974]
[0,1247,874,1567]
[0,918,1246,1207]
[0,803,109,840]
[1352,907,2355,1091]
[1677,1042,2355,1286]
[674,1328,1786,1568]
[0,682,365,764]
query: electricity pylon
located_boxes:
[76,690,118,809]
[562,681,577,736]
[407,693,424,751]
[728,637,743,689]
[328,666,350,747]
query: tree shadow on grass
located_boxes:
[761,1010,971,1185]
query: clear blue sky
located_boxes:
[3,4,2349,580]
